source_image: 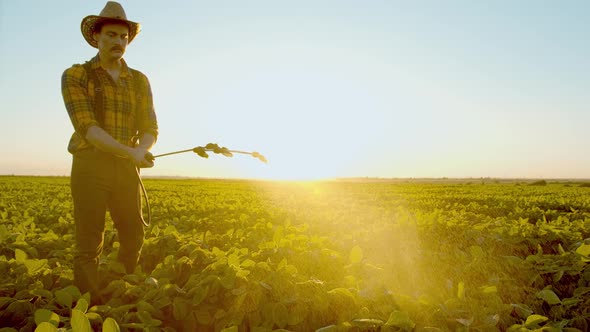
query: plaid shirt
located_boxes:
[62,55,158,152]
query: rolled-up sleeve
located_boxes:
[135,72,159,141]
[61,65,99,137]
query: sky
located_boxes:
[1,1,589,180]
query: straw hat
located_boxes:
[80,1,141,48]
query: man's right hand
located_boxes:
[128,147,154,168]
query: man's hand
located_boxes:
[128,147,154,168]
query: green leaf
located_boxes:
[34,308,60,327]
[89,304,112,314]
[137,301,160,318]
[30,289,53,300]
[54,289,73,308]
[241,259,256,268]
[469,245,484,259]
[524,314,549,328]
[456,317,474,327]
[41,230,59,241]
[273,226,284,245]
[15,248,27,262]
[34,322,58,332]
[102,317,121,332]
[350,245,363,264]
[220,270,236,289]
[85,312,103,325]
[228,253,240,268]
[173,297,191,321]
[24,259,48,275]
[74,298,89,314]
[0,297,14,310]
[326,287,356,320]
[108,261,126,274]
[481,285,497,294]
[221,326,238,332]
[510,303,533,319]
[71,308,92,332]
[384,310,415,331]
[63,285,82,299]
[352,319,384,328]
[192,285,209,305]
[553,270,565,283]
[272,303,289,329]
[163,225,178,236]
[119,323,146,329]
[81,292,91,306]
[144,277,159,288]
[137,311,153,325]
[287,302,308,326]
[576,244,590,262]
[574,287,590,297]
[195,308,212,325]
[151,225,160,237]
[536,289,561,305]
[457,281,465,299]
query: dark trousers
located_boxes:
[70,148,144,295]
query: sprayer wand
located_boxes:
[137,143,267,227]
[146,143,268,163]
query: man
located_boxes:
[61,1,158,296]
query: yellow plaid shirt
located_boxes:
[62,55,158,152]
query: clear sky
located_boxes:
[1,1,588,180]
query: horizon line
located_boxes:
[1,174,589,182]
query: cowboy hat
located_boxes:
[80,1,141,48]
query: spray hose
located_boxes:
[136,143,267,227]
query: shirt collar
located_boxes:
[90,54,133,79]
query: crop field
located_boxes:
[0,176,589,332]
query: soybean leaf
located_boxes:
[195,308,212,325]
[24,259,47,275]
[34,322,58,332]
[62,285,82,300]
[54,290,73,308]
[34,309,60,327]
[384,310,415,331]
[227,253,240,268]
[576,244,590,262]
[74,298,89,314]
[102,317,121,332]
[574,287,590,297]
[71,308,92,332]
[457,281,466,299]
[536,289,561,305]
[456,317,474,327]
[172,298,191,321]
[287,302,308,326]
[272,303,288,329]
[510,303,533,319]
[15,248,27,262]
[350,245,363,264]
[524,314,549,328]
[352,319,384,329]
[220,327,238,332]
[192,286,209,306]
[137,310,153,324]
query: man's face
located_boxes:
[93,22,130,60]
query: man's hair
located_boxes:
[93,19,130,34]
